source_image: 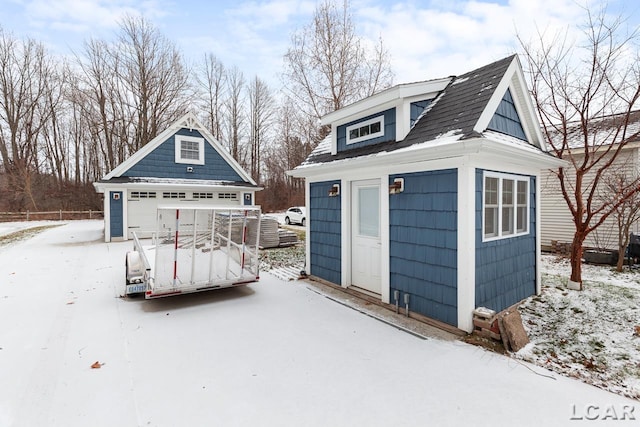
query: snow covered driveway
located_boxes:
[0,221,637,426]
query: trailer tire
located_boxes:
[125,256,131,285]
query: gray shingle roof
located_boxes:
[301,55,516,166]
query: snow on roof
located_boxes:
[105,177,258,187]
[550,110,640,150]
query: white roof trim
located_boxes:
[321,78,452,125]
[288,135,566,179]
[102,112,256,185]
[474,56,546,150]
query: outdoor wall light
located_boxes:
[328,183,340,197]
[389,178,404,194]
[186,166,194,173]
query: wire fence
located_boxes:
[0,210,103,222]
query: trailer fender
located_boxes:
[125,250,145,285]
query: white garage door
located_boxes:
[126,190,243,239]
[127,190,159,239]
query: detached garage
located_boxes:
[93,112,260,242]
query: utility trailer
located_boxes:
[125,206,261,298]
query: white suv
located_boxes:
[284,207,306,226]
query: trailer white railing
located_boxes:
[143,206,261,298]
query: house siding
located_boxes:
[410,100,431,128]
[488,89,527,141]
[337,108,396,152]
[123,128,243,181]
[540,149,640,251]
[309,181,342,284]
[109,191,123,238]
[475,169,536,312]
[389,169,458,325]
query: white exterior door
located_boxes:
[351,180,382,294]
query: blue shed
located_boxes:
[288,55,564,333]
[93,113,260,242]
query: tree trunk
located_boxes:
[570,231,586,289]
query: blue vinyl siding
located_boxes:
[487,89,527,141]
[475,169,536,311]
[389,169,458,326]
[410,100,431,128]
[123,128,244,181]
[337,108,396,152]
[109,192,123,238]
[309,181,342,284]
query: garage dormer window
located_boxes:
[346,115,384,144]
[175,135,205,165]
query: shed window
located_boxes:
[346,115,384,144]
[483,172,529,241]
[175,135,205,165]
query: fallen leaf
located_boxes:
[91,361,103,369]
[634,325,640,336]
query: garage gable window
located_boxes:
[175,135,205,165]
[483,171,529,241]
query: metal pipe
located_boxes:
[394,290,399,314]
[404,293,410,317]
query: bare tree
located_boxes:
[225,65,245,162]
[598,170,640,272]
[40,60,70,187]
[261,99,314,209]
[73,38,127,172]
[0,28,59,209]
[117,15,191,152]
[282,0,393,139]
[195,53,226,141]
[247,76,274,182]
[519,7,640,287]
[72,16,191,179]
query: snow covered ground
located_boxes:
[517,255,640,400]
[0,220,638,426]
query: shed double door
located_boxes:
[351,180,381,294]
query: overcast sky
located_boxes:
[1,0,638,90]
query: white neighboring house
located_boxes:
[93,112,260,242]
[540,111,640,252]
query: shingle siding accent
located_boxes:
[487,89,527,141]
[475,169,536,311]
[123,128,243,181]
[309,181,342,284]
[389,169,458,325]
[336,108,396,152]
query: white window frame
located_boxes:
[218,192,238,200]
[346,115,384,145]
[130,191,156,199]
[175,135,205,165]
[163,192,186,199]
[193,192,214,199]
[482,171,529,242]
